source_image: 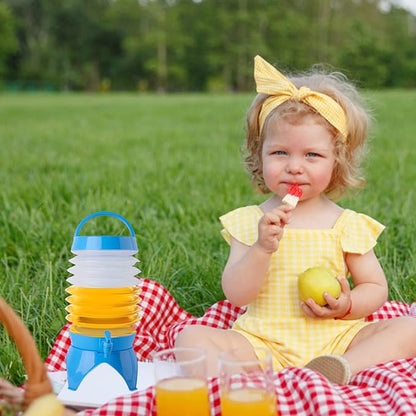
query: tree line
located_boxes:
[0,0,415,92]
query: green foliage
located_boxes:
[2,0,416,91]
[0,1,17,76]
[338,20,391,88]
[0,90,415,385]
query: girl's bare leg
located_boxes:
[175,325,257,377]
[306,316,416,384]
[343,316,416,376]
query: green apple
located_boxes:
[298,266,341,306]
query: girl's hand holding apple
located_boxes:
[298,267,352,320]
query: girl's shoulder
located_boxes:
[220,205,263,220]
[336,209,386,254]
[334,209,385,231]
[219,205,262,246]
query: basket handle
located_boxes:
[0,296,53,407]
[74,211,135,237]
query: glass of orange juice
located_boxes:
[153,347,211,416]
[219,347,277,416]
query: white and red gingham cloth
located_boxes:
[45,279,416,415]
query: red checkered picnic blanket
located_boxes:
[46,278,416,415]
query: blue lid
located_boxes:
[71,211,138,251]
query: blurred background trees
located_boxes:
[1,0,415,92]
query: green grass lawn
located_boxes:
[0,90,415,384]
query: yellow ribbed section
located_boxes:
[66,286,141,337]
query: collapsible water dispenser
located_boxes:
[65,211,141,391]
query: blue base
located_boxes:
[66,331,137,391]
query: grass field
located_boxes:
[0,90,415,384]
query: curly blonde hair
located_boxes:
[245,69,371,200]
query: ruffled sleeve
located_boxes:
[219,206,262,246]
[340,210,385,254]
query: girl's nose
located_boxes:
[286,158,303,174]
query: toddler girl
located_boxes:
[175,55,416,383]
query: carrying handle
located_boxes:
[74,211,135,237]
[0,296,53,407]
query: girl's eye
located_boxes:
[306,152,320,157]
[273,150,287,155]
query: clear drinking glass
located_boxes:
[219,346,277,416]
[153,347,210,416]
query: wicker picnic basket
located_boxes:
[0,296,69,415]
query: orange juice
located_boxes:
[155,377,210,416]
[66,285,140,336]
[221,388,277,416]
[69,325,136,337]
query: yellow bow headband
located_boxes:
[254,55,348,139]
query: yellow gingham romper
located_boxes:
[220,206,385,371]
